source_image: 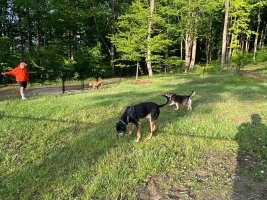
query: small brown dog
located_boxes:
[89,80,103,90]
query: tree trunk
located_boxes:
[0,2,3,36]
[189,39,197,70]
[258,22,266,49]
[68,30,75,60]
[17,7,25,58]
[164,48,169,73]
[110,44,115,76]
[27,8,32,52]
[180,35,184,59]
[228,16,237,68]
[221,0,230,70]
[245,34,250,53]
[253,9,261,60]
[136,61,140,80]
[146,0,154,77]
[110,0,116,76]
[185,33,192,71]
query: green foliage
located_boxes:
[255,47,267,63]
[111,1,149,63]
[194,62,221,74]
[164,56,186,72]
[0,0,267,78]
[0,37,19,70]
[75,42,105,73]
[29,46,64,72]
[232,50,253,68]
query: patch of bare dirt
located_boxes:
[131,80,152,85]
[136,149,267,199]
[240,72,267,81]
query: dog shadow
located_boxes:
[233,113,267,199]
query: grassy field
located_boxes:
[1,68,267,199]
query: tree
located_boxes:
[111,1,148,79]
[146,0,155,76]
[221,0,230,70]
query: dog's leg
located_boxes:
[169,102,175,106]
[187,99,192,111]
[146,120,155,140]
[152,123,157,133]
[136,123,141,142]
[128,123,134,135]
[175,103,179,110]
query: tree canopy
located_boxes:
[0,0,267,78]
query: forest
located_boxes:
[0,0,267,79]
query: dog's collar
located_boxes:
[119,119,127,127]
[126,106,140,123]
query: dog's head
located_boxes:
[165,92,174,99]
[89,82,94,86]
[116,120,127,137]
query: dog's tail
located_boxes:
[158,95,170,108]
[189,90,195,98]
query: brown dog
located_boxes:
[89,80,103,90]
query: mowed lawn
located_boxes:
[1,71,267,199]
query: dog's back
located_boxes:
[166,90,195,111]
[89,80,103,89]
[116,95,169,142]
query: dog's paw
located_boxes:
[146,135,152,140]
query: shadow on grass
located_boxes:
[0,112,122,199]
[0,90,178,199]
[233,114,267,199]
[0,113,93,125]
[1,73,267,199]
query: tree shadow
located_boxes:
[233,114,267,199]
[0,112,93,125]
[0,111,125,199]
[0,90,177,199]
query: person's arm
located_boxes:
[4,67,18,76]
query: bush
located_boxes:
[232,51,252,68]
[194,61,221,74]
[164,57,186,73]
[255,47,267,63]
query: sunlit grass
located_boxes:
[1,70,267,199]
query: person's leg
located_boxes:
[20,87,26,99]
[18,81,27,99]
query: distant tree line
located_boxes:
[0,0,267,79]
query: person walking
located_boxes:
[1,62,29,99]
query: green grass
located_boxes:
[1,70,267,199]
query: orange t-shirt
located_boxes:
[5,66,29,82]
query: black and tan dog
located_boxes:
[165,91,195,111]
[116,95,169,142]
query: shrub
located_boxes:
[194,61,221,74]
[232,51,253,68]
[255,47,267,63]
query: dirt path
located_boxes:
[240,71,267,81]
[0,84,88,100]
